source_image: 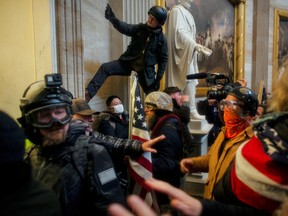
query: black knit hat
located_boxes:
[0,111,25,163]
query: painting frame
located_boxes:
[272,8,288,90]
[195,0,246,97]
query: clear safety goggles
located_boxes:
[219,99,244,112]
[26,104,72,128]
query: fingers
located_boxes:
[145,178,202,216]
[180,163,190,173]
[142,135,165,153]
[144,147,157,153]
[180,158,192,173]
[108,203,134,216]
[108,195,157,216]
[170,199,202,216]
[127,195,157,216]
[153,134,165,142]
[142,141,157,153]
[145,178,187,199]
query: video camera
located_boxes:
[44,74,62,87]
[186,72,234,101]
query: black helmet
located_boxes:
[228,86,258,116]
[148,6,167,26]
[18,74,73,143]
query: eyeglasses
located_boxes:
[219,99,243,111]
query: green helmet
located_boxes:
[18,74,73,144]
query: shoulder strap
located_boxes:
[71,135,90,180]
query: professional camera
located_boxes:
[206,73,234,101]
[186,72,234,101]
[186,72,234,145]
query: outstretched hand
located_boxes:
[141,135,165,153]
[108,195,157,216]
[108,178,203,216]
[105,4,115,20]
[145,178,203,216]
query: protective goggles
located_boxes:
[219,99,244,112]
[25,104,73,128]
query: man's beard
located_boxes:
[42,128,68,147]
[145,114,156,131]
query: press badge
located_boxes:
[98,167,117,185]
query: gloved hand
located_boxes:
[105,4,115,20]
[152,79,160,91]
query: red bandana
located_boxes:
[224,110,248,139]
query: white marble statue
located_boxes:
[166,0,211,120]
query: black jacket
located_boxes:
[26,122,126,216]
[172,99,194,155]
[150,113,183,206]
[98,111,129,139]
[109,17,168,86]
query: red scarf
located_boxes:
[223,110,248,139]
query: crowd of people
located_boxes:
[107,58,288,216]
[1,1,287,216]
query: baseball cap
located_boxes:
[72,98,98,116]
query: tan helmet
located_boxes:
[145,91,173,111]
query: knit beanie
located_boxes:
[0,111,25,163]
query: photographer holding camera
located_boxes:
[180,86,258,200]
[205,75,247,145]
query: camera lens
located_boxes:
[207,89,228,101]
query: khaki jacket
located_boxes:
[190,125,254,199]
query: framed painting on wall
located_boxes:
[188,0,246,96]
[273,9,288,90]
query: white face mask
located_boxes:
[112,104,124,114]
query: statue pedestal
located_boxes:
[182,119,213,197]
[184,172,208,198]
[188,119,213,157]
